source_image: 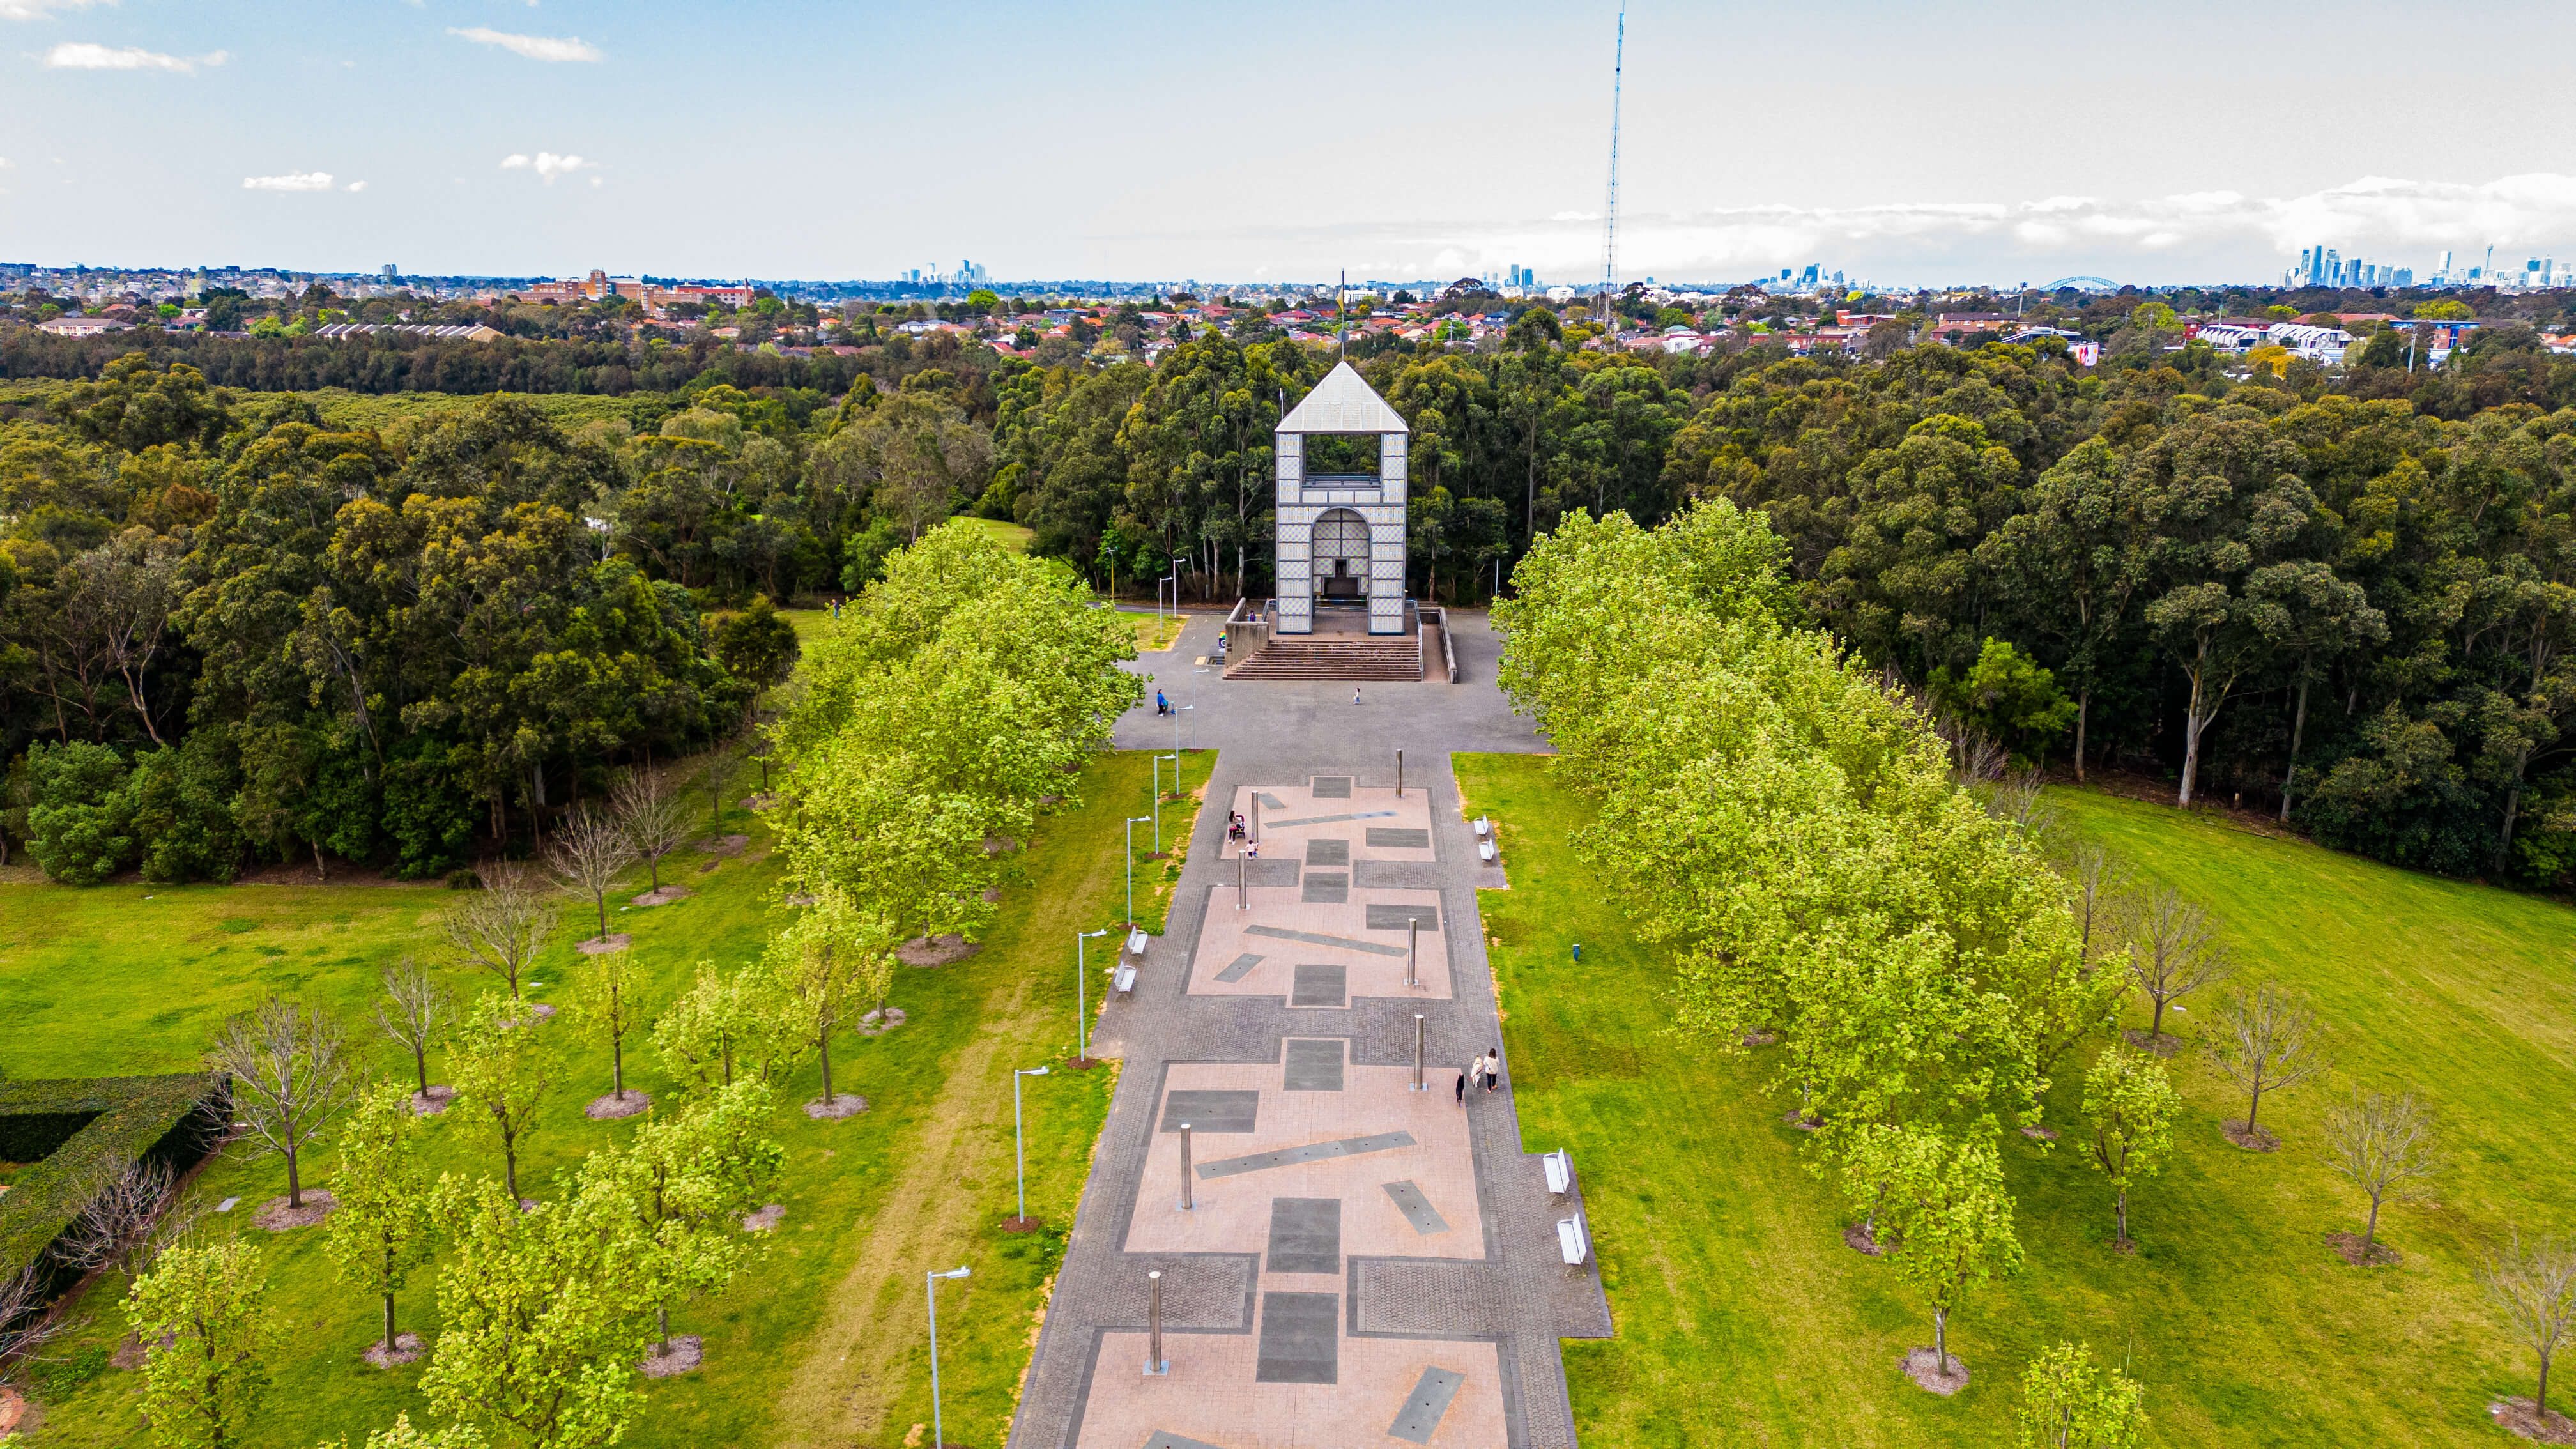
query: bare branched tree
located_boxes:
[440,861,555,999]
[2483,1233,2576,1423]
[1985,766,2055,834]
[2063,843,2135,968]
[549,806,639,943]
[59,1157,200,1278]
[2207,983,2331,1140]
[612,768,691,893]
[2126,888,2234,1041]
[2324,1091,2439,1260]
[372,956,454,1099]
[206,996,357,1210]
[0,1267,80,1389]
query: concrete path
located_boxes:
[1006,610,1607,1449]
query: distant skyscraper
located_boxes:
[383,264,397,281]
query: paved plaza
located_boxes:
[1005,610,1607,1449]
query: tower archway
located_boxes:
[1311,507,1370,599]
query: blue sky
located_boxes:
[6,0,2576,285]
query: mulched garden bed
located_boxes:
[2222,1119,2281,1152]
[804,1094,868,1120]
[252,1188,337,1230]
[1899,1347,1968,1395]
[2492,1399,2576,1444]
[899,934,980,968]
[2327,1231,2402,1267]
[640,1335,703,1378]
[410,1085,457,1117]
[585,1090,652,1120]
[364,1332,425,1368]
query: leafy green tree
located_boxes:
[1927,638,2078,764]
[709,595,800,714]
[452,993,558,1202]
[574,946,645,1107]
[126,1238,277,1449]
[652,961,753,1091]
[311,1413,489,1448]
[765,883,895,1112]
[1847,1124,2020,1381]
[2018,1341,2147,1448]
[2082,1046,2181,1248]
[325,1083,438,1356]
[24,740,137,884]
[49,353,234,454]
[606,1081,781,1354]
[420,1172,657,1449]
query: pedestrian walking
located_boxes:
[1479,1048,1502,1092]
[1462,1057,1482,1094]
[1455,1070,1467,1104]
[1156,689,1171,716]
[1353,686,1362,705]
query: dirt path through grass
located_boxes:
[774,750,1208,1449]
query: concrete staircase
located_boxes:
[1223,634,1422,681]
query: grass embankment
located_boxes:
[2,747,1204,1449]
[1121,611,1184,654]
[1456,753,2576,1448]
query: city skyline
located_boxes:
[6,0,2576,285]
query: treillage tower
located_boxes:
[1273,360,1409,636]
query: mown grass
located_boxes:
[3,747,1203,1448]
[1120,611,1185,654]
[1456,754,2576,1448]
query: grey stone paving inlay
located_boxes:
[1264,810,1399,829]
[1289,962,1347,1007]
[1381,1179,1452,1235]
[1367,903,1441,931]
[1213,952,1265,983]
[1264,1197,1342,1275]
[1143,1434,1227,1449]
[1243,924,1409,957]
[1197,1131,1416,1179]
[1254,1291,1340,1383]
[1388,1367,1466,1443]
[1300,871,1350,904]
[1254,792,1287,811]
[1305,838,1351,866]
[1160,1089,1259,1133]
[1282,1038,1346,1091]
[1310,776,1352,798]
[1365,827,1432,849]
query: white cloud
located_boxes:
[0,0,111,20]
[243,171,334,192]
[448,26,598,62]
[1284,172,2576,283]
[44,40,224,71]
[346,179,367,192]
[500,151,590,183]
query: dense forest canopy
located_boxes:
[7,276,2576,889]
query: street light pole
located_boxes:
[1124,816,1151,928]
[1013,1066,1050,1223]
[926,1266,970,1448]
[1075,927,1107,1062]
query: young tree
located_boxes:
[607,1082,783,1356]
[2018,1340,2147,1448]
[2124,889,2232,1044]
[2482,1234,2576,1427]
[310,1413,489,1449]
[63,1156,195,1278]
[440,864,555,999]
[419,1173,657,1449]
[2081,1046,2180,1248]
[610,769,690,894]
[450,994,558,1202]
[574,947,645,1107]
[2323,1091,2439,1261]
[2206,983,2329,1144]
[766,884,896,1114]
[1848,1124,2022,1383]
[372,957,455,1101]
[548,807,637,945]
[126,1238,277,1449]
[206,996,357,1211]
[325,1084,438,1358]
[651,961,752,1091]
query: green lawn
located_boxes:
[3,747,1207,1449]
[951,517,1034,553]
[1457,755,2576,1448]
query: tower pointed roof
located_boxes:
[1277,360,1409,435]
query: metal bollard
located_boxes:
[1397,748,1404,797]
[1413,1014,1425,1091]
[1178,1123,1194,1211]
[1250,797,1260,848]
[1407,917,1419,989]
[1145,1269,1168,1375]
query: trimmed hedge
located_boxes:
[0,1074,229,1297]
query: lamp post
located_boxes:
[1123,815,1154,923]
[1012,1066,1050,1225]
[926,1265,970,1448]
[1075,927,1107,1062]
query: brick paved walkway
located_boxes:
[1009,628,1607,1449]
